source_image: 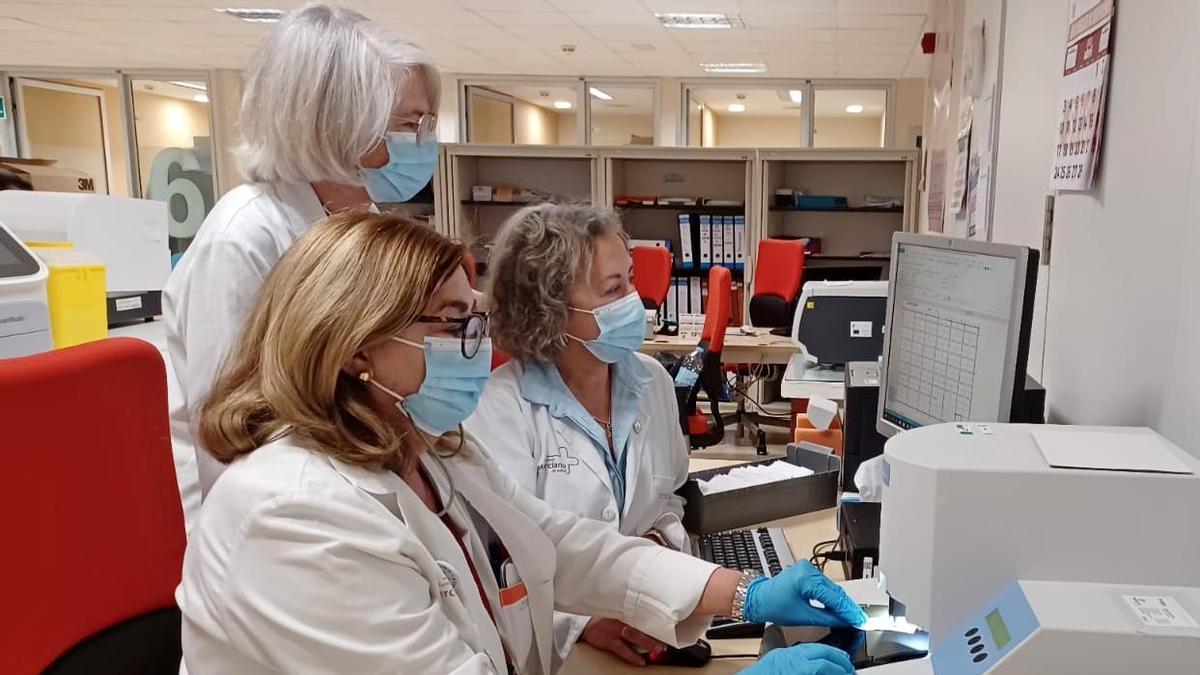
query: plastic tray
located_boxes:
[679,444,842,535]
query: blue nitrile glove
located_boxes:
[739,644,856,675]
[744,560,868,627]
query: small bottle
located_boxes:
[673,345,704,389]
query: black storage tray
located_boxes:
[679,445,841,535]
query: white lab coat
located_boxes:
[162,181,326,528]
[177,433,718,675]
[465,352,691,660]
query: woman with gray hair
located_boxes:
[465,204,692,668]
[163,3,440,529]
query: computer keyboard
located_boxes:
[697,527,796,577]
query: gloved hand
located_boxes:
[738,644,856,675]
[744,560,868,627]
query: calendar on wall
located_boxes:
[1050,0,1115,191]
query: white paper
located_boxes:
[1033,429,1194,475]
[951,130,971,215]
[1123,595,1200,629]
[695,460,815,495]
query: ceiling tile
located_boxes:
[642,0,741,12]
[636,62,707,77]
[741,13,837,29]
[568,12,662,28]
[359,0,470,8]
[837,13,926,29]
[546,0,645,10]
[835,64,903,79]
[476,11,574,26]
[503,25,595,42]
[380,11,491,27]
[836,0,931,14]
[424,25,516,41]
[458,0,556,10]
[836,29,920,46]
[738,0,837,11]
[747,28,836,44]
[583,26,672,41]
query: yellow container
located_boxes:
[29,243,108,348]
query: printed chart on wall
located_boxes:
[1050,0,1115,191]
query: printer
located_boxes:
[767,424,1200,672]
[0,221,51,358]
[0,191,170,325]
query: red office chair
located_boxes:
[750,238,807,330]
[674,265,732,450]
[0,338,185,674]
[631,245,672,310]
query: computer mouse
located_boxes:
[648,640,712,668]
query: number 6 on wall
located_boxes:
[147,147,207,241]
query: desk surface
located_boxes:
[640,333,798,366]
[560,454,841,675]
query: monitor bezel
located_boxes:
[876,233,1034,438]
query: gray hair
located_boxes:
[487,204,626,364]
[236,3,440,185]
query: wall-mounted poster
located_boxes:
[1050,0,1115,191]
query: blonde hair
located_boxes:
[237,3,440,185]
[487,203,625,364]
[199,211,466,470]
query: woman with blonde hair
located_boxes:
[163,3,441,530]
[177,211,862,674]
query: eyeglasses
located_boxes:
[416,312,490,358]
[393,113,438,145]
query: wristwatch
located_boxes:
[730,570,761,622]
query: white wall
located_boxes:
[715,114,803,147]
[992,0,1200,455]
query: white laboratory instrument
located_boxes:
[789,280,888,366]
[0,191,170,324]
[872,580,1200,674]
[0,221,51,358]
[862,423,1200,672]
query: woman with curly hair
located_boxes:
[466,203,692,666]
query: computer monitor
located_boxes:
[791,280,889,366]
[877,234,1038,437]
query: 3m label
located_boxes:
[1123,595,1199,629]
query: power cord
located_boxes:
[810,537,846,572]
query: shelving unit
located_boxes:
[442,144,602,280]
[756,148,918,282]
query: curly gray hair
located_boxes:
[487,204,626,364]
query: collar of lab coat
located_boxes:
[517,353,652,420]
[268,181,327,238]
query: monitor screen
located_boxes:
[0,225,42,279]
[880,241,1019,432]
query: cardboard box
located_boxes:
[0,157,96,194]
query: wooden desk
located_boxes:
[640,333,798,365]
[561,456,841,675]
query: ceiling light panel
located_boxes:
[213,8,284,23]
[656,13,745,29]
[701,62,767,74]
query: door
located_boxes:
[13,78,113,194]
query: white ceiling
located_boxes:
[0,0,932,79]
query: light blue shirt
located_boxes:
[518,353,652,517]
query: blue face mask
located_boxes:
[362,131,438,204]
[369,336,492,437]
[567,291,647,364]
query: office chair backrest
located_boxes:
[749,238,806,328]
[701,265,732,353]
[0,338,185,674]
[631,245,672,310]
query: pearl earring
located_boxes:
[358,371,372,383]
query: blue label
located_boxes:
[882,458,891,486]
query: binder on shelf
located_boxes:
[676,214,695,269]
[733,215,746,270]
[666,278,679,323]
[701,277,709,313]
[698,215,713,270]
[712,217,724,268]
[689,277,702,314]
[722,216,735,265]
[629,238,670,251]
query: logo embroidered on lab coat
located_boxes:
[435,560,459,599]
[538,444,580,475]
